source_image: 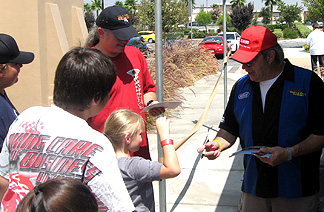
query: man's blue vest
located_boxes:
[234,68,312,198]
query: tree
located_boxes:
[303,0,324,22]
[251,11,259,26]
[183,0,196,7]
[137,0,189,32]
[259,6,271,24]
[230,3,254,33]
[124,0,138,24]
[137,0,155,29]
[277,2,303,28]
[262,0,282,24]
[91,0,102,17]
[84,3,95,31]
[162,0,189,32]
[230,0,246,8]
[115,1,123,6]
[196,11,213,31]
[217,14,232,31]
[210,4,221,24]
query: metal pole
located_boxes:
[155,0,166,211]
[102,0,104,10]
[189,0,193,40]
[223,0,227,109]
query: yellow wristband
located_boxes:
[214,139,223,152]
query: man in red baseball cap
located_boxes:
[198,26,324,211]
[231,26,283,82]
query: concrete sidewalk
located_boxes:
[149,72,244,212]
[148,46,317,212]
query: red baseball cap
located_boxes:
[230,26,277,63]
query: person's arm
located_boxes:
[143,91,156,105]
[306,35,310,46]
[258,72,324,166]
[197,128,237,160]
[257,134,324,167]
[156,116,180,179]
[0,175,8,202]
[143,92,165,116]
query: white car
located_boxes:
[218,32,241,52]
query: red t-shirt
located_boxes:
[90,46,156,159]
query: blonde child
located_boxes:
[104,109,180,212]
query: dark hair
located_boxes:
[260,44,284,65]
[53,47,116,111]
[312,22,320,29]
[16,177,98,212]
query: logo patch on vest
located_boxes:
[287,89,306,97]
[238,92,250,99]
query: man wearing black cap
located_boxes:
[198,26,324,211]
[85,6,164,160]
[0,34,34,151]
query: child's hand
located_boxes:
[156,116,170,141]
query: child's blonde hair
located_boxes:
[104,109,145,150]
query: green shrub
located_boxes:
[206,31,217,36]
[283,28,298,39]
[183,28,191,34]
[184,28,199,35]
[193,31,207,38]
[227,26,237,32]
[273,29,283,39]
[304,44,310,53]
[173,32,184,38]
[262,24,288,31]
[294,22,312,38]
[164,32,185,39]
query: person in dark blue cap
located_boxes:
[85,6,164,160]
[0,34,34,151]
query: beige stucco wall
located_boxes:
[0,0,88,112]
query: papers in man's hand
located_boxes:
[229,146,272,158]
[140,101,182,113]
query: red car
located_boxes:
[199,36,231,56]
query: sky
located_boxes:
[84,0,305,11]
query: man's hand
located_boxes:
[148,101,165,116]
[255,146,288,166]
[197,140,222,160]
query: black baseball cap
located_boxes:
[96,6,139,41]
[0,34,34,64]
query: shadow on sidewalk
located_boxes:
[319,159,324,211]
[214,145,243,212]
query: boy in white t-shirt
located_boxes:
[0,47,135,212]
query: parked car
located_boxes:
[127,36,150,57]
[138,31,155,43]
[199,35,231,57]
[189,21,201,27]
[163,37,183,46]
[218,32,240,52]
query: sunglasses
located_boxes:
[243,53,261,67]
